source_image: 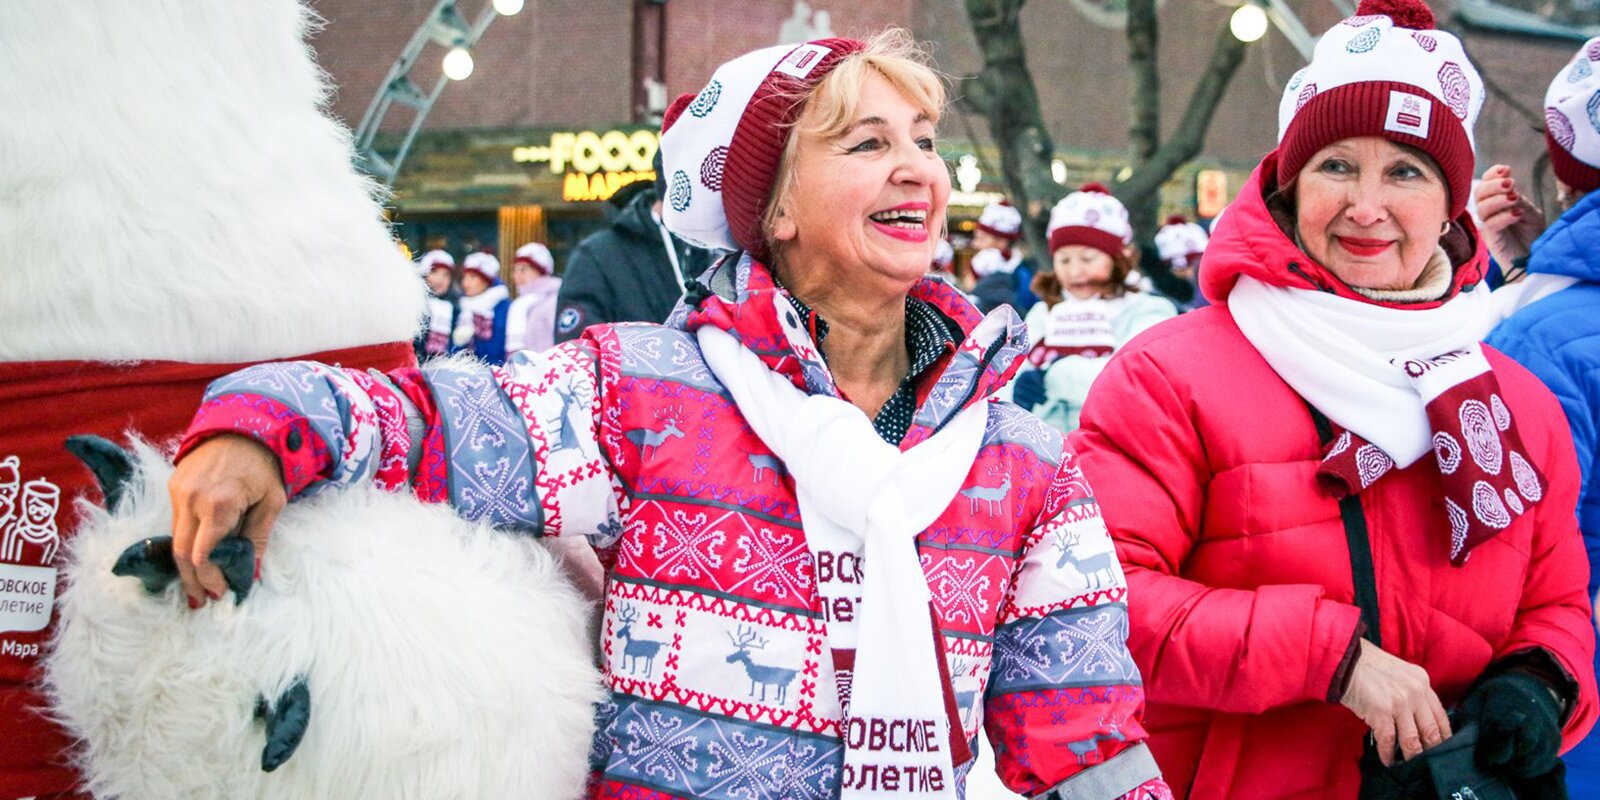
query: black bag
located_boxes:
[1357,722,1569,800]
[1358,723,1513,800]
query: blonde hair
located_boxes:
[761,29,947,259]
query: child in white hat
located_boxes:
[506,242,560,356]
[453,251,511,365]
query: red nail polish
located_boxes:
[1507,192,1519,202]
[254,558,262,581]
[206,588,222,601]
[1512,208,1524,217]
[187,596,201,610]
[1502,180,1513,189]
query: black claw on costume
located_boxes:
[111,537,181,595]
[110,535,256,601]
[257,676,312,772]
[64,434,135,512]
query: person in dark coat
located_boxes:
[553,183,716,344]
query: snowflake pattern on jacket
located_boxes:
[178,256,1168,800]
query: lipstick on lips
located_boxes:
[868,201,931,243]
[1336,236,1395,258]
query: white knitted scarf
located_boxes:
[1229,274,1497,467]
[696,324,986,800]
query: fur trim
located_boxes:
[45,440,601,799]
[0,1,425,363]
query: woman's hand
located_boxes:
[1474,165,1547,271]
[1339,639,1453,765]
[167,434,285,609]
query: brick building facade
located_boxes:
[305,0,1581,263]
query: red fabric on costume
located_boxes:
[0,340,413,799]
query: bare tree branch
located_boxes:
[1116,20,1249,241]
[963,0,1062,258]
[1127,0,1160,164]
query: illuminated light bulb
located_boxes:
[442,46,474,81]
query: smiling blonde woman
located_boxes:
[165,29,1167,800]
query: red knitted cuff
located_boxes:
[177,394,331,498]
[1326,623,1367,704]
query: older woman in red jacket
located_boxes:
[1070,1,1597,797]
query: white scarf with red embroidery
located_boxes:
[1230,275,1545,563]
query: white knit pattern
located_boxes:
[1047,190,1132,245]
[1154,221,1208,263]
[660,42,838,252]
[977,202,1022,236]
[1546,37,1600,170]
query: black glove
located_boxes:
[1013,369,1046,411]
[1457,671,1564,780]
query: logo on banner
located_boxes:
[0,455,61,638]
[1385,90,1432,138]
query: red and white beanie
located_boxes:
[1545,37,1600,194]
[513,242,555,275]
[462,251,502,284]
[1154,215,1209,266]
[975,201,1022,241]
[1276,0,1483,215]
[1047,183,1132,257]
[417,249,455,277]
[658,38,866,260]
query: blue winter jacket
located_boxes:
[1489,191,1600,575]
[1487,192,1600,788]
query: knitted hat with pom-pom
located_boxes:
[1276,0,1483,215]
[1047,183,1132,257]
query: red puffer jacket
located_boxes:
[1068,155,1597,799]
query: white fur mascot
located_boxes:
[0,2,599,798]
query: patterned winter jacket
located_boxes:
[178,256,1168,800]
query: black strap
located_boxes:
[1308,405,1383,649]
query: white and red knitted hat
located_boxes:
[1276,0,1483,215]
[658,38,865,260]
[1154,214,1209,265]
[462,251,501,284]
[1545,37,1600,194]
[513,242,555,275]
[417,249,455,277]
[975,201,1022,241]
[1047,183,1132,256]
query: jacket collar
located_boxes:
[1527,190,1600,283]
[1201,150,1488,311]
[677,254,1027,444]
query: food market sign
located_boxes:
[512,129,658,202]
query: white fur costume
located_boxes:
[0,2,600,797]
[0,2,423,362]
[47,442,601,799]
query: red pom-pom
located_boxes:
[1079,182,1112,195]
[1355,0,1435,30]
[1165,214,1188,226]
[998,198,1013,207]
[661,93,695,133]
